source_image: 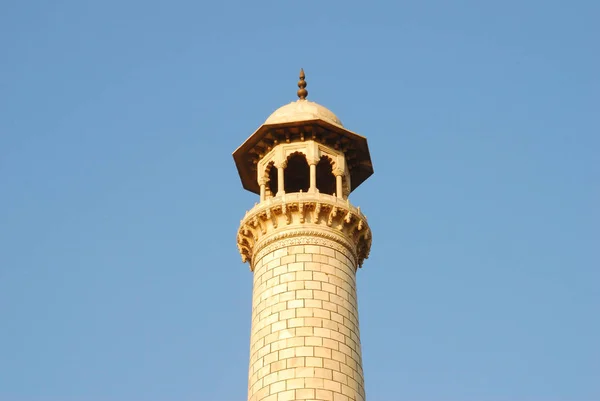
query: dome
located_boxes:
[264,100,344,127]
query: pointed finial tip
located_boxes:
[297,68,308,100]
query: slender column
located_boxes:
[335,174,343,199]
[276,166,285,196]
[259,184,266,202]
[309,163,317,193]
[257,176,268,202]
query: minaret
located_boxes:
[234,70,374,401]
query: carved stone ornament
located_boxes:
[237,192,372,270]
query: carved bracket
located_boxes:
[236,193,372,270]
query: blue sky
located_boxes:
[1,1,598,400]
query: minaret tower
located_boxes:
[234,70,374,401]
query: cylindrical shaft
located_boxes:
[247,238,365,401]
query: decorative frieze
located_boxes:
[237,193,371,269]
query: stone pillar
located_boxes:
[259,179,267,202]
[275,159,286,197]
[335,175,343,199]
[309,163,317,193]
[260,185,266,202]
[237,195,372,401]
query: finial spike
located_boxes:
[297,68,308,100]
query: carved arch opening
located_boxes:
[265,161,277,197]
[316,156,336,195]
[284,152,310,193]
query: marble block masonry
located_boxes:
[233,69,374,401]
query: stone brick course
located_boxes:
[248,237,365,401]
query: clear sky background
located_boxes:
[1,1,598,400]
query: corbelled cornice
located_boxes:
[237,193,371,270]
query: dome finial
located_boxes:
[297,68,308,100]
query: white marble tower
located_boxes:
[234,70,374,401]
